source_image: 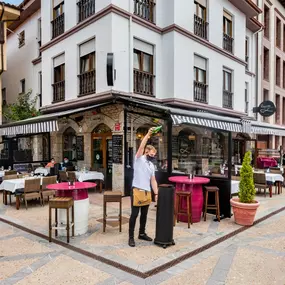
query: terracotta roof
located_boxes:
[0,1,22,11]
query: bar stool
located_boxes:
[203,186,220,222]
[49,197,75,243]
[103,191,122,232]
[174,191,192,228]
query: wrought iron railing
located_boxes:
[194,81,207,103]
[51,13,64,39]
[133,0,155,23]
[52,81,65,102]
[78,70,96,96]
[223,33,234,53]
[223,90,233,109]
[133,69,154,96]
[77,0,95,22]
[194,14,208,40]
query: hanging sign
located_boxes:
[253,100,276,117]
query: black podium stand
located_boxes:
[154,184,175,249]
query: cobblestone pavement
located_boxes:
[0,191,285,284]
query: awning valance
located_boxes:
[0,103,108,137]
[250,121,285,136]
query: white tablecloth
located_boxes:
[75,171,104,182]
[34,167,50,176]
[0,171,5,178]
[0,177,43,193]
[231,180,240,194]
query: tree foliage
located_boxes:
[238,151,256,203]
[3,89,40,122]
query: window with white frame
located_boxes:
[194,55,207,103]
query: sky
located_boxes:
[4,0,22,5]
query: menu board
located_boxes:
[112,135,123,164]
[76,136,84,161]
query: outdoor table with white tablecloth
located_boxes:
[34,167,50,176]
[0,177,43,193]
[75,171,104,182]
[0,171,5,178]
[231,173,284,194]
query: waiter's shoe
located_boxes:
[138,233,153,242]
[128,237,135,247]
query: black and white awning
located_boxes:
[171,114,242,133]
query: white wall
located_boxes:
[2,10,41,107]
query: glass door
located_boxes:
[93,137,103,169]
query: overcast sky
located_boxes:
[5,0,22,5]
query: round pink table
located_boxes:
[169,176,210,223]
[47,182,96,236]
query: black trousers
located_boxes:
[129,189,150,238]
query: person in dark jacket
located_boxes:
[62,157,73,169]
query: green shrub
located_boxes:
[238,151,256,203]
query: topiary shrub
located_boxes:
[238,151,256,203]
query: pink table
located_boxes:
[47,182,96,236]
[169,176,210,223]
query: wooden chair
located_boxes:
[174,191,192,228]
[49,197,74,243]
[67,171,77,182]
[203,186,220,222]
[41,176,57,203]
[22,178,42,209]
[254,173,272,197]
[2,174,20,204]
[5,170,17,176]
[58,170,68,182]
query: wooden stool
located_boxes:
[49,197,75,243]
[103,191,122,232]
[174,191,192,228]
[204,186,220,222]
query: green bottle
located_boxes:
[152,125,162,134]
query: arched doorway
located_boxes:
[63,127,77,161]
[92,123,112,189]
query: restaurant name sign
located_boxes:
[253,100,276,117]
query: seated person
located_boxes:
[62,157,73,169]
[46,158,55,168]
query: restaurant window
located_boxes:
[63,127,77,161]
[79,38,96,96]
[172,125,229,177]
[194,55,207,103]
[133,39,154,96]
[126,112,168,172]
[0,141,9,160]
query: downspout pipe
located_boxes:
[0,3,5,75]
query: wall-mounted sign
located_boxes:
[114,123,121,131]
[253,100,276,117]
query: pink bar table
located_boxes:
[169,176,210,223]
[47,182,96,236]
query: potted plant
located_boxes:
[230,151,260,226]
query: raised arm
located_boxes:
[136,128,154,158]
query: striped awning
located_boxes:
[171,114,242,132]
[250,123,285,136]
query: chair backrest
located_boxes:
[231,176,240,181]
[3,174,18,180]
[41,176,57,190]
[24,178,41,193]
[67,171,76,181]
[58,170,68,182]
[66,166,75,171]
[5,170,17,176]
[254,173,266,184]
[270,169,282,174]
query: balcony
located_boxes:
[194,81,207,103]
[51,13,64,39]
[134,0,155,23]
[246,17,263,33]
[223,33,234,53]
[133,69,154,96]
[77,0,95,22]
[194,15,208,40]
[223,90,233,109]
[228,0,262,18]
[52,81,65,102]
[78,70,96,96]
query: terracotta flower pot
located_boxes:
[230,197,260,226]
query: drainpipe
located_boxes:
[0,3,5,75]
[129,0,132,95]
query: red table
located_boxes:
[169,176,210,223]
[47,182,96,236]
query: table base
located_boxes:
[175,183,204,223]
[57,198,89,236]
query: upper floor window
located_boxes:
[194,0,208,40]
[264,5,270,39]
[194,55,207,103]
[133,39,154,96]
[38,71,42,107]
[223,68,233,109]
[37,18,41,56]
[53,54,65,102]
[276,17,281,49]
[78,0,95,22]
[79,39,96,96]
[20,79,25,94]
[223,11,233,53]
[263,47,269,80]
[245,37,249,70]
[18,31,25,48]
[134,0,155,23]
[52,1,64,39]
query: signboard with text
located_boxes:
[253,100,276,117]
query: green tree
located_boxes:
[3,89,40,122]
[239,151,256,203]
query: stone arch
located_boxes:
[58,119,80,134]
[92,123,112,134]
[86,114,115,133]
